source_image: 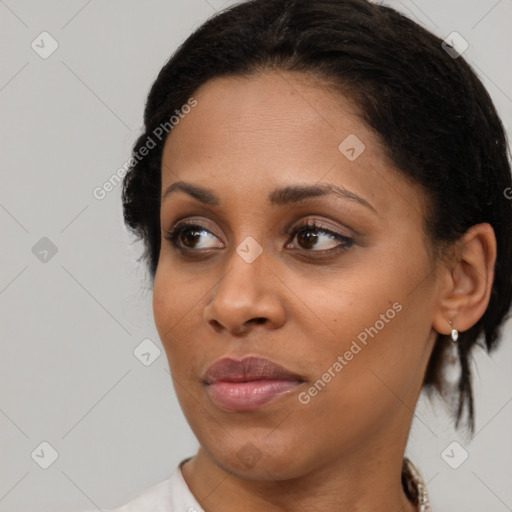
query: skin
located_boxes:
[152,70,497,512]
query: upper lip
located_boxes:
[203,356,305,384]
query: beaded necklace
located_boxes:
[402,458,432,512]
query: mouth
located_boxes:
[203,356,305,411]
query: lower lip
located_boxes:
[206,379,302,411]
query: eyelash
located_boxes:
[164,219,354,257]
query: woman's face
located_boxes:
[153,71,441,479]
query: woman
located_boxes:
[108,0,512,510]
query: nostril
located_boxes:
[209,319,223,331]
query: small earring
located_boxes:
[449,321,459,343]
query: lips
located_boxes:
[203,356,305,411]
[203,356,304,384]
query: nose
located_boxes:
[203,246,287,335]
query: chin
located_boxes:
[202,431,313,481]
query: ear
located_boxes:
[432,223,497,336]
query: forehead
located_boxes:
[161,71,426,221]
[163,71,369,164]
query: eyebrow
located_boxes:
[162,181,377,213]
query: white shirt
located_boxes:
[88,458,204,512]
[84,456,430,512]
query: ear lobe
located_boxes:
[432,223,496,336]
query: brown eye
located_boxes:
[164,223,223,250]
[296,229,320,249]
[179,227,205,248]
[287,221,354,253]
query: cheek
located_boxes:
[152,266,210,376]
[152,271,174,340]
[296,266,404,353]
[152,267,190,359]
[296,252,433,400]
[300,287,407,403]
[152,260,203,333]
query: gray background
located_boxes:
[1,1,511,511]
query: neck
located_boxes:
[181,436,417,512]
